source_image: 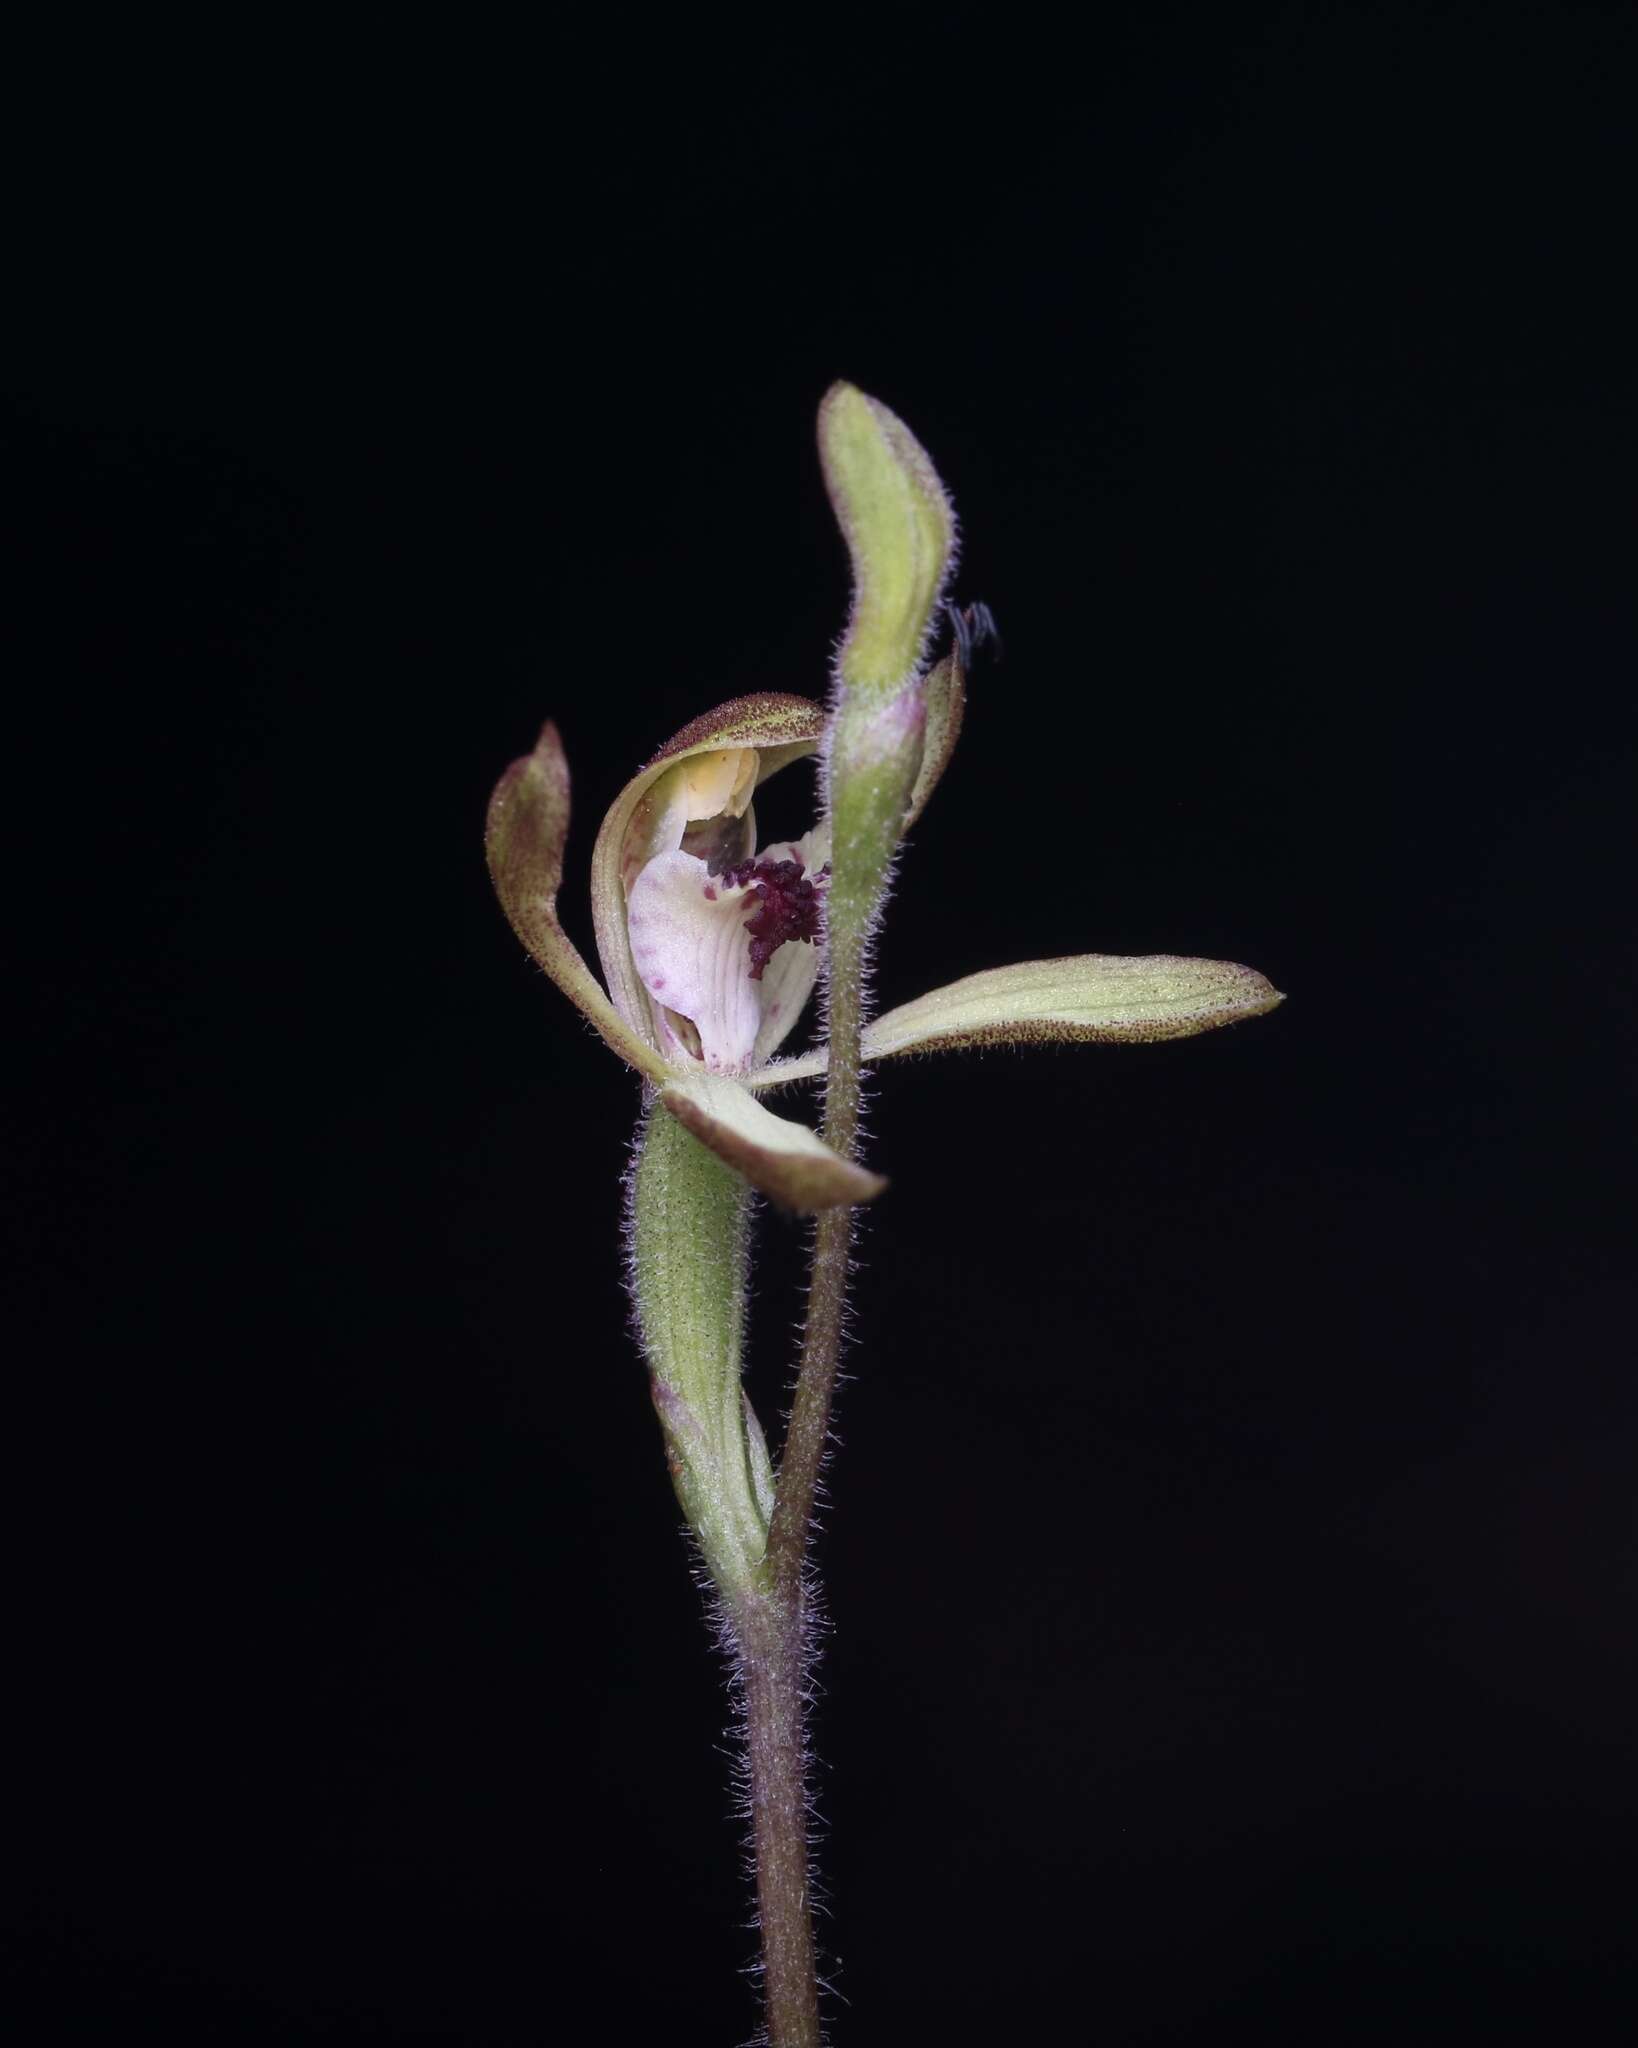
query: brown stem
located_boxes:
[737,1590,820,2048]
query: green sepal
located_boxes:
[856,953,1285,1052]
[747,954,1284,1086]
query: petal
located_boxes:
[618,768,690,893]
[682,747,758,822]
[660,1073,886,1211]
[590,694,825,1042]
[745,955,1283,1087]
[484,722,668,1080]
[749,939,824,1070]
[623,747,761,894]
[627,850,764,1074]
[755,825,830,869]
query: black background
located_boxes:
[7,7,1637,2041]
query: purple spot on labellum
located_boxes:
[719,856,825,979]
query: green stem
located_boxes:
[765,922,865,1600]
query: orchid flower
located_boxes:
[485,658,1280,1210]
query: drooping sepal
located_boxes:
[485,721,668,1079]
[660,1072,886,1210]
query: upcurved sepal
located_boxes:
[660,1072,886,1210]
[485,722,668,1080]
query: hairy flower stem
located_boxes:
[737,915,869,2045]
[765,951,864,1597]
[736,1588,820,2048]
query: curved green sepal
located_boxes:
[660,1072,886,1210]
[485,722,669,1080]
[858,955,1284,1051]
[746,955,1283,1087]
[819,382,957,702]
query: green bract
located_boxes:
[819,381,957,703]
